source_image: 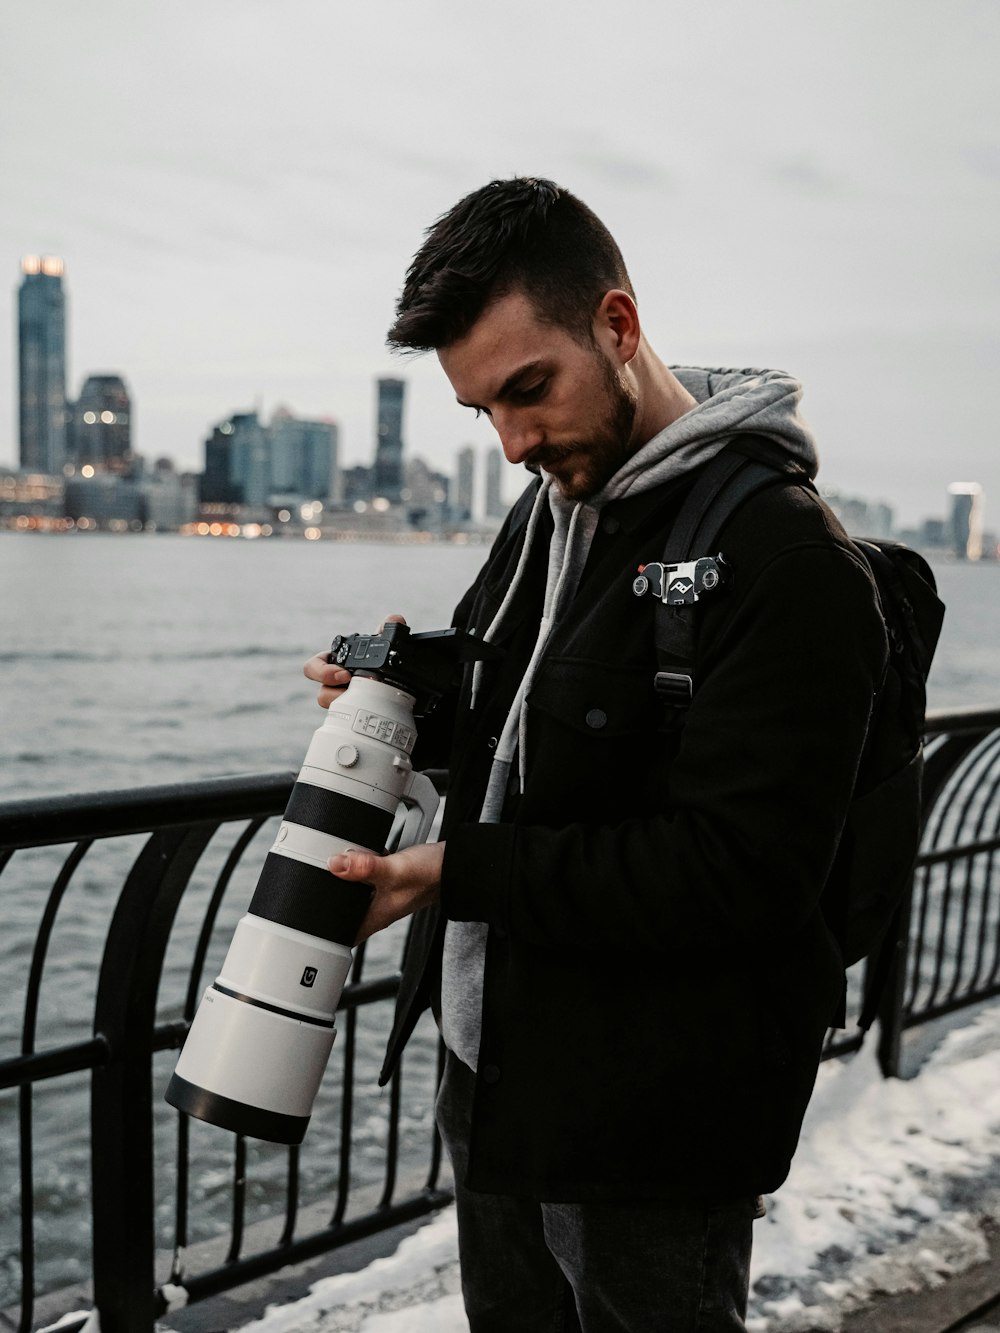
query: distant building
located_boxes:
[948,482,984,560]
[270,407,340,503]
[203,406,341,511]
[70,374,133,474]
[455,446,475,522]
[403,457,449,529]
[373,378,405,503]
[201,411,271,508]
[0,467,64,520]
[921,518,947,549]
[231,412,271,507]
[202,420,242,505]
[18,256,68,474]
[341,464,374,507]
[485,446,506,519]
[64,472,144,527]
[821,488,894,540]
[143,458,198,530]
[868,503,894,541]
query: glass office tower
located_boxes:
[18,256,68,474]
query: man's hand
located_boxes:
[304,614,407,709]
[302,652,352,709]
[329,841,445,942]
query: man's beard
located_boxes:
[530,355,638,501]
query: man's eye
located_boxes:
[513,380,547,404]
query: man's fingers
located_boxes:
[304,652,352,708]
[329,843,444,943]
[303,652,327,683]
[328,849,383,882]
[329,849,401,942]
[303,652,351,687]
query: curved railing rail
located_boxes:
[0,713,998,1330]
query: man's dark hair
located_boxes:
[387,177,635,352]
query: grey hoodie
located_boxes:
[441,366,820,1069]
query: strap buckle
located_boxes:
[653,672,694,706]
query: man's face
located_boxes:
[437,290,638,501]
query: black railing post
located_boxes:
[875,888,914,1078]
[90,824,217,1331]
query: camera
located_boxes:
[165,623,496,1144]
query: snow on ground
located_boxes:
[225,1210,462,1333]
[746,1003,1000,1330]
[231,1003,1000,1333]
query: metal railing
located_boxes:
[876,707,1000,1075]
[0,773,451,1333]
[818,706,1000,1070]
[0,708,998,1330]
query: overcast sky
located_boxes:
[2,0,997,525]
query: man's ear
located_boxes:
[594,290,641,364]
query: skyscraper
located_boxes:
[485,446,506,519]
[948,482,984,560]
[18,256,68,474]
[201,412,271,507]
[270,407,340,501]
[403,457,449,529]
[228,411,271,508]
[70,374,132,473]
[373,378,405,503]
[455,445,475,522]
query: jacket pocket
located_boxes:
[524,657,677,819]
[527,657,656,737]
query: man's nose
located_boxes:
[495,411,544,466]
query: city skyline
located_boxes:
[9,250,527,517]
[1,2,997,526]
[8,255,518,530]
[5,248,992,541]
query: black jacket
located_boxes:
[381,465,887,1204]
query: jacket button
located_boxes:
[585,708,607,729]
[487,736,498,749]
[482,1063,501,1084]
[601,514,620,535]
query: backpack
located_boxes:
[635,438,945,1031]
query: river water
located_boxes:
[0,531,997,1306]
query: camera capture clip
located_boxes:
[631,555,729,606]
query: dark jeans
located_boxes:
[436,1052,754,1333]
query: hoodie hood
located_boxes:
[590,365,819,506]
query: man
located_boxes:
[305,178,886,1331]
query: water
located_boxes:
[0,532,997,1308]
[0,533,493,799]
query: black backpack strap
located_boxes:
[659,448,749,564]
[649,440,812,707]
